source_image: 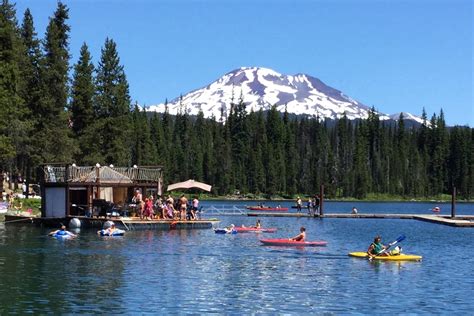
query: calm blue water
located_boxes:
[1,201,473,314]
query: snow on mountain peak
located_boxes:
[147,67,417,122]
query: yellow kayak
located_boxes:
[348,252,422,261]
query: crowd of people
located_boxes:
[131,190,201,221]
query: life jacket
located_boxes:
[371,242,383,254]
[57,230,67,236]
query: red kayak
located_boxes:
[247,207,289,211]
[260,238,327,247]
[234,227,277,233]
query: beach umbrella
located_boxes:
[166,179,212,192]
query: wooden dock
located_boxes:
[247,212,474,227]
[413,215,474,227]
[4,215,220,230]
[248,212,417,219]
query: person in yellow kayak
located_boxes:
[367,235,389,257]
[290,226,306,241]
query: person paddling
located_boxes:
[290,226,306,241]
[367,235,389,257]
[49,225,76,238]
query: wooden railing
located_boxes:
[41,164,163,184]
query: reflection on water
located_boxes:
[0,202,474,313]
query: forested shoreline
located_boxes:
[1,2,472,200]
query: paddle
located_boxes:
[369,235,405,260]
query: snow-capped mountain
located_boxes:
[389,112,425,125]
[147,67,417,122]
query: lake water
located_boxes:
[1,201,473,314]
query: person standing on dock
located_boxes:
[132,189,144,219]
[314,195,321,216]
[307,198,313,215]
[296,197,302,213]
[179,195,188,220]
[190,197,199,220]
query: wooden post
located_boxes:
[319,185,324,216]
[451,186,456,219]
[65,165,69,217]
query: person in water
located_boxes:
[98,222,118,235]
[49,225,76,237]
[225,224,236,233]
[290,226,306,241]
[367,235,389,257]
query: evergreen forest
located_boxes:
[1,2,473,200]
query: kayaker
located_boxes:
[49,225,76,238]
[290,226,306,241]
[367,235,389,257]
[254,219,262,228]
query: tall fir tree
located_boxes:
[40,1,74,162]
[18,7,44,191]
[0,0,31,179]
[131,104,156,165]
[70,42,96,164]
[94,37,132,165]
[353,121,369,198]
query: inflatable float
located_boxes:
[214,228,237,234]
[98,229,125,236]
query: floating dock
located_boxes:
[4,213,474,228]
[4,214,219,230]
[247,212,474,227]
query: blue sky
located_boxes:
[15,0,473,126]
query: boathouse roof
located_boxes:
[41,164,163,185]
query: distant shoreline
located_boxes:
[196,195,473,203]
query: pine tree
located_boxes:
[70,42,95,164]
[131,104,156,165]
[335,115,353,197]
[353,121,369,198]
[149,112,167,166]
[95,37,132,165]
[0,1,29,173]
[18,8,42,165]
[40,1,74,162]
